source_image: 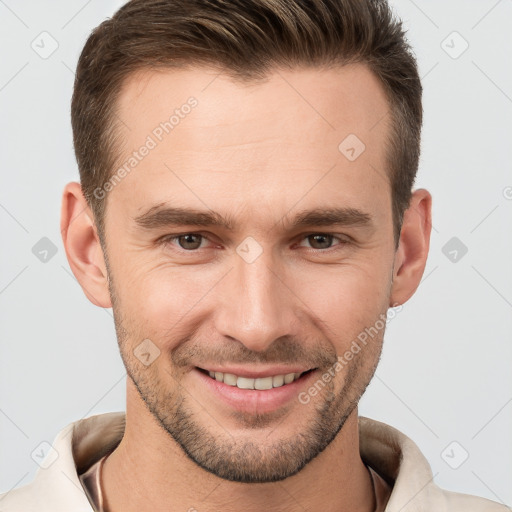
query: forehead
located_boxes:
[107,64,391,229]
[116,64,389,144]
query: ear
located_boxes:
[60,182,112,308]
[389,188,432,307]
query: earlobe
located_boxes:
[389,188,432,307]
[60,182,112,308]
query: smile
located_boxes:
[197,367,315,390]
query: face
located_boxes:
[101,64,397,483]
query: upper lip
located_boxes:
[196,365,315,378]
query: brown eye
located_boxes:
[306,234,334,249]
[177,234,204,250]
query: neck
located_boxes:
[102,384,375,512]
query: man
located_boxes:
[0,0,508,511]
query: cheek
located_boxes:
[295,261,392,339]
[115,264,221,343]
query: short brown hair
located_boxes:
[71,0,422,248]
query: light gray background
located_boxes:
[1,0,511,505]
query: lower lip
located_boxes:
[192,368,318,414]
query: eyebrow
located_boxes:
[133,204,373,232]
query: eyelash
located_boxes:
[158,232,350,252]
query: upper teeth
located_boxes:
[207,371,303,390]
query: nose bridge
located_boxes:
[215,246,297,352]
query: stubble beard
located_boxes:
[106,265,383,483]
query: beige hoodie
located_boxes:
[0,412,509,512]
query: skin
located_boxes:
[61,64,431,512]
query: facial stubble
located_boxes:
[105,257,385,483]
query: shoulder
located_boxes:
[358,416,511,512]
[439,488,511,511]
[0,412,125,512]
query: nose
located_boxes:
[214,247,299,353]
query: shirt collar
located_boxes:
[0,412,447,511]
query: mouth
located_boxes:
[196,367,316,390]
[192,366,320,415]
